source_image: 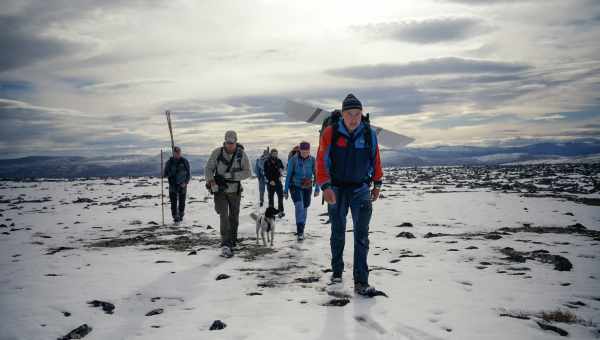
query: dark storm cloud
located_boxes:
[0,98,163,156]
[0,0,167,72]
[326,57,531,79]
[354,17,491,44]
[0,15,80,72]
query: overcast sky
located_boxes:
[1,0,599,158]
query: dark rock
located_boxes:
[58,324,92,340]
[73,198,95,204]
[424,232,448,238]
[394,222,413,227]
[484,234,502,240]
[187,250,197,256]
[323,298,350,307]
[145,308,164,316]
[500,313,530,320]
[447,249,459,252]
[294,276,320,283]
[46,246,75,255]
[537,322,568,336]
[246,292,262,296]
[396,232,415,239]
[87,300,115,314]
[216,274,230,280]
[209,320,227,330]
[62,311,71,317]
[155,260,172,264]
[465,246,478,249]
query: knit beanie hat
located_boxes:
[342,93,362,111]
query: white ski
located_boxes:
[284,99,415,148]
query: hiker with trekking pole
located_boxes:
[284,141,320,241]
[163,146,191,224]
[316,94,384,296]
[205,130,252,258]
[161,111,191,225]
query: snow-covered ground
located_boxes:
[1,165,599,340]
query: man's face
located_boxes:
[174,149,182,159]
[342,108,362,132]
[225,142,236,153]
[270,151,278,159]
[300,149,310,158]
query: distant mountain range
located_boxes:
[1,139,599,178]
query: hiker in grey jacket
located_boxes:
[205,130,251,258]
[163,146,191,223]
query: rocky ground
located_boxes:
[0,164,599,340]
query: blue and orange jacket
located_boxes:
[316,121,383,190]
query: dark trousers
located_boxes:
[214,192,241,248]
[328,186,372,285]
[290,186,312,235]
[267,180,284,212]
[258,179,266,204]
[169,185,187,221]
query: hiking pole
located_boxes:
[160,149,165,226]
[166,110,175,155]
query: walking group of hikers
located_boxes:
[163,94,383,295]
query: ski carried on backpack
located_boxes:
[165,110,175,155]
[284,99,414,148]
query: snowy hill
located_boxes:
[0,140,598,178]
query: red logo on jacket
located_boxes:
[336,137,348,148]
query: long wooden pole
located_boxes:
[160,149,165,226]
[166,110,175,155]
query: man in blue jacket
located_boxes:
[284,141,320,241]
[254,149,269,207]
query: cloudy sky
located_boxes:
[1,0,599,158]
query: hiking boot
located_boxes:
[354,282,377,296]
[330,274,343,284]
[259,201,264,207]
[221,246,233,258]
[297,233,305,241]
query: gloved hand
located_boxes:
[323,188,336,204]
[269,181,275,186]
[371,187,381,202]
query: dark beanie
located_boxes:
[342,93,362,111]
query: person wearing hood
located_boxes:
[284,141,320,241]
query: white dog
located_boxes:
[255,207,277,246]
